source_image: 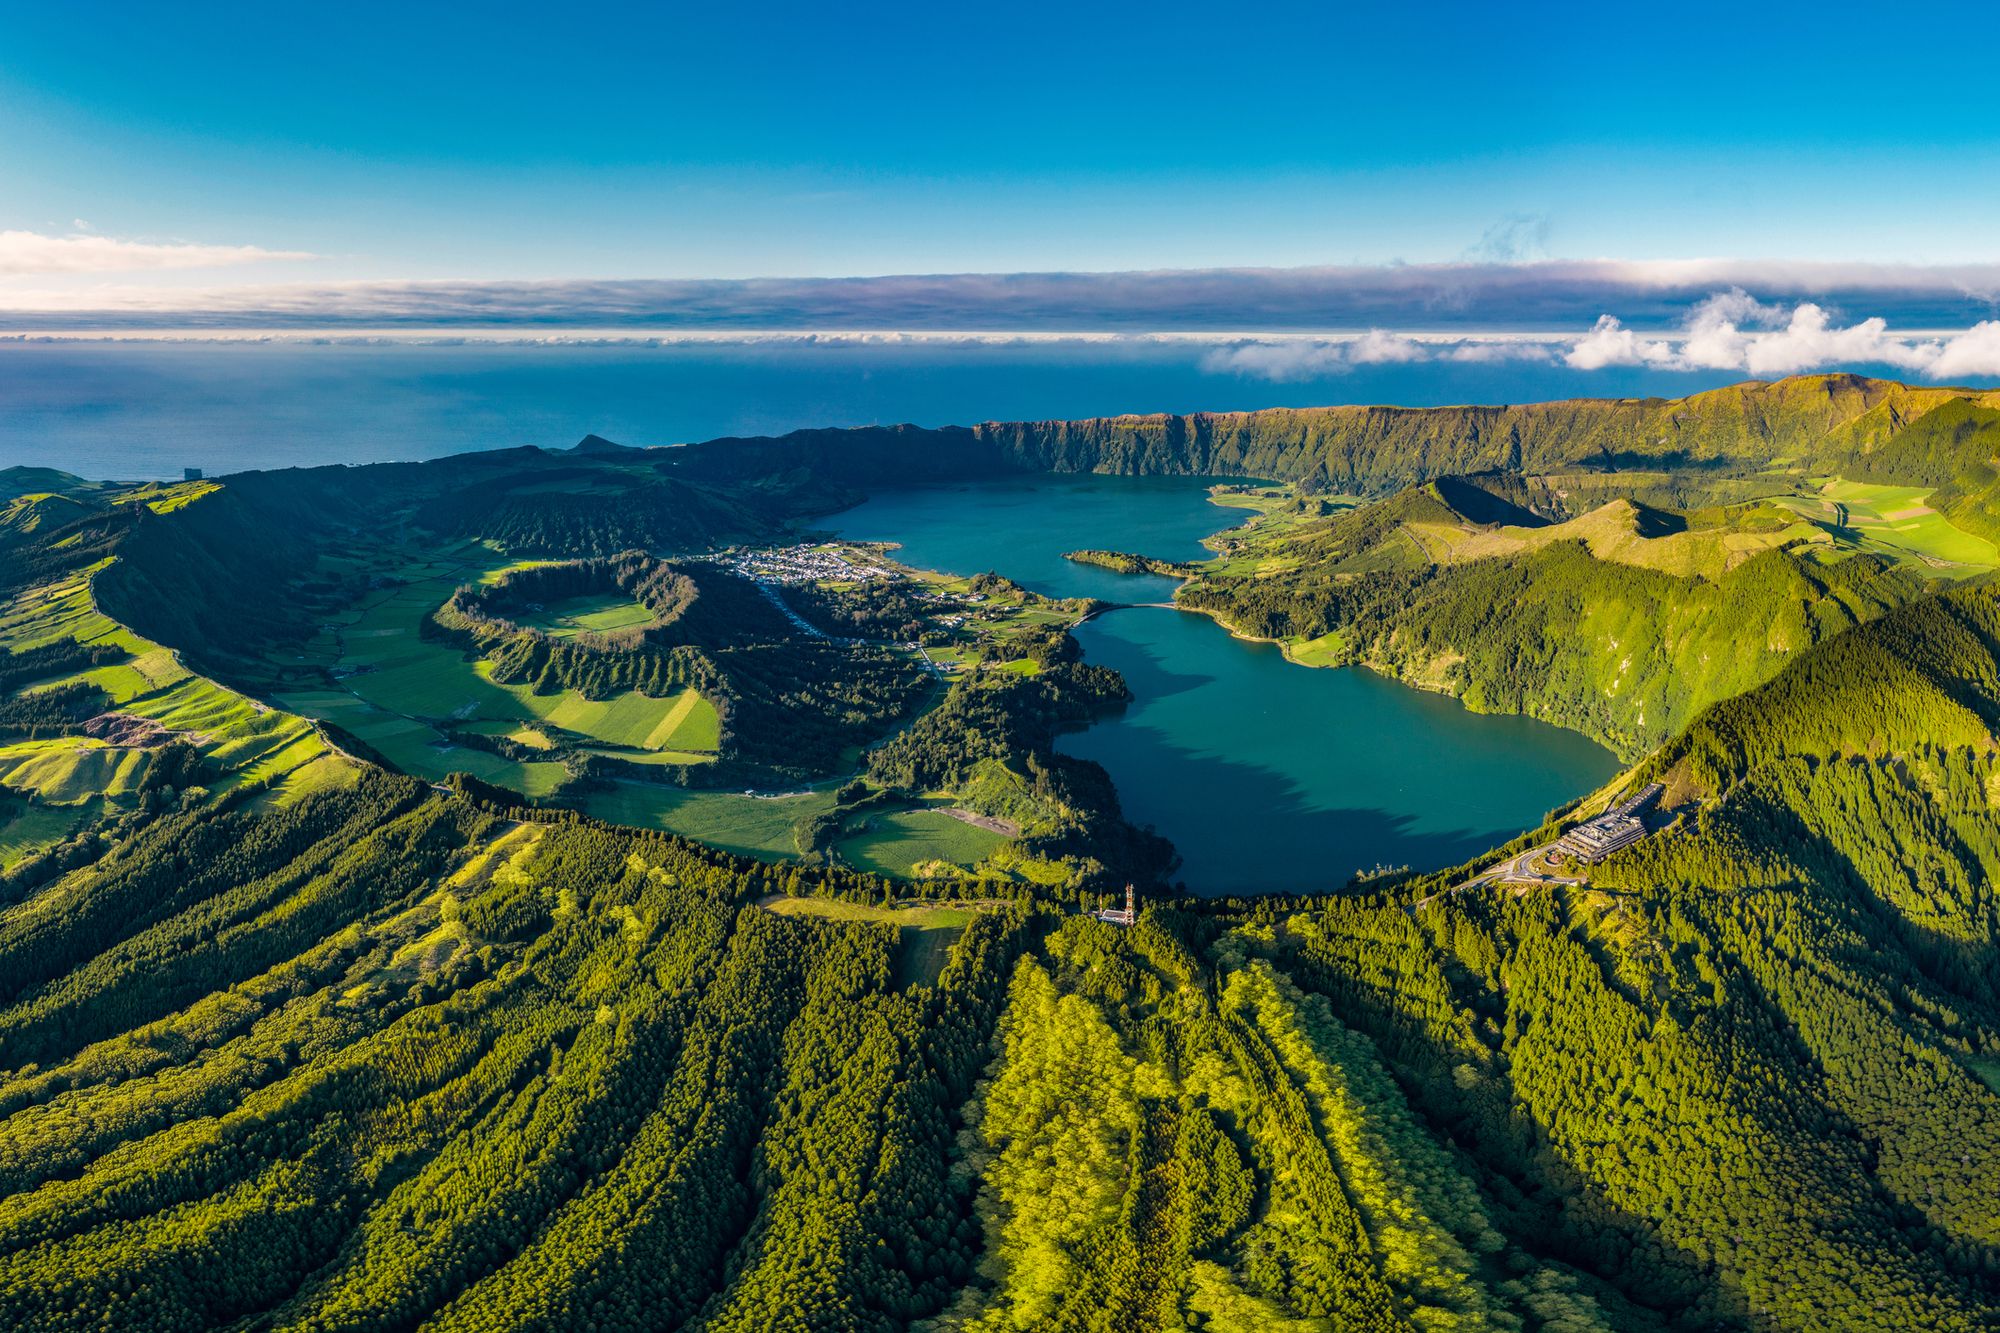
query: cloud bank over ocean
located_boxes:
[9,252,2000,380]
[1201,297,2000,382]
[10,258,2000,329]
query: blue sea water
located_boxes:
[0,338,1772,481]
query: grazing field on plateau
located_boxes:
[5,376,2000,1331]
[264,543,723,797]
[834,807,1011,878]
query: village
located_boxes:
[708,541,897,585]
[701,540,1073,678]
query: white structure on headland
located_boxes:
[1094,883,1137,927]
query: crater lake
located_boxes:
[829,475,1622,893]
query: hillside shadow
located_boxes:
[1068,609,1607,895]
[1061,720,1524,896]
[1087,620,1215,706]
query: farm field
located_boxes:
[517,590,656,638]
[577,746,718,767]
[0,740,149,803]
[263,753,362,807]
[761,895,982,986]
[272,687,572,796]
[836,807,1008,878]
[268,544,720,795]
[0,565,338,865]
[0,797,98,869]
[1774,478,2000,573]
[580,784,837,859]
[474,662,715,752]
[1283,631,1346,667]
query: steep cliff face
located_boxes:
[969,374,2000,490]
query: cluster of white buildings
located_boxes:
[715,544,893,585]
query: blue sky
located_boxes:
[7,0,2000,281]
[7,0,2000,391]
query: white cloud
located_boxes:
[8,257,2000,332]
[1199,331,1452,379]
[1739,304,1919,376]
[1345,329,1428,364]
[1927,321,2000,379]
[1676,287,1778,368]
[1564,315,1677,370]
[0,229,313,276]
[1555,296,2000,381]
[1200,331,1565,380]
[0,263,1993,388]
[1201,340,1352,380]
[1443,341,1557,364]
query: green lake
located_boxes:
[830,476,1621,894]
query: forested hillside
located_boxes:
[1183,524,1924,758]
[2,375,2000,1329]
[1,736,1996,1329]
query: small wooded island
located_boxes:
[1061,548,1203,578]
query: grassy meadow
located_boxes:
[580,784,837,860]
[835,807,1008,878]
[516,589,656,638]
[0,564,341,866]
[1772,478,2000,573]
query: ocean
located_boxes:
[0,338,1788,481]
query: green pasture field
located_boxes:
[0,740,150,804]
[1773,478,2000,573]
[1205,487,1292,514]
[1284,631,1347,667]
[579,747,719,767]
[275,547,721,796]
[982,657,1040,677]
[836,808,1008,878]
[263,754,362,808]
[479,665,712,751]
[517,590,656,639]
[762,895,980,987]
[0,571,148,656]
[276,688,571,797]
[580,784,837,860]
[476,558,561,586]
[0,795,103,869]
[0,567,331,811]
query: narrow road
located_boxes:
[755,579,946,676]
[1413,840,1584,912]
